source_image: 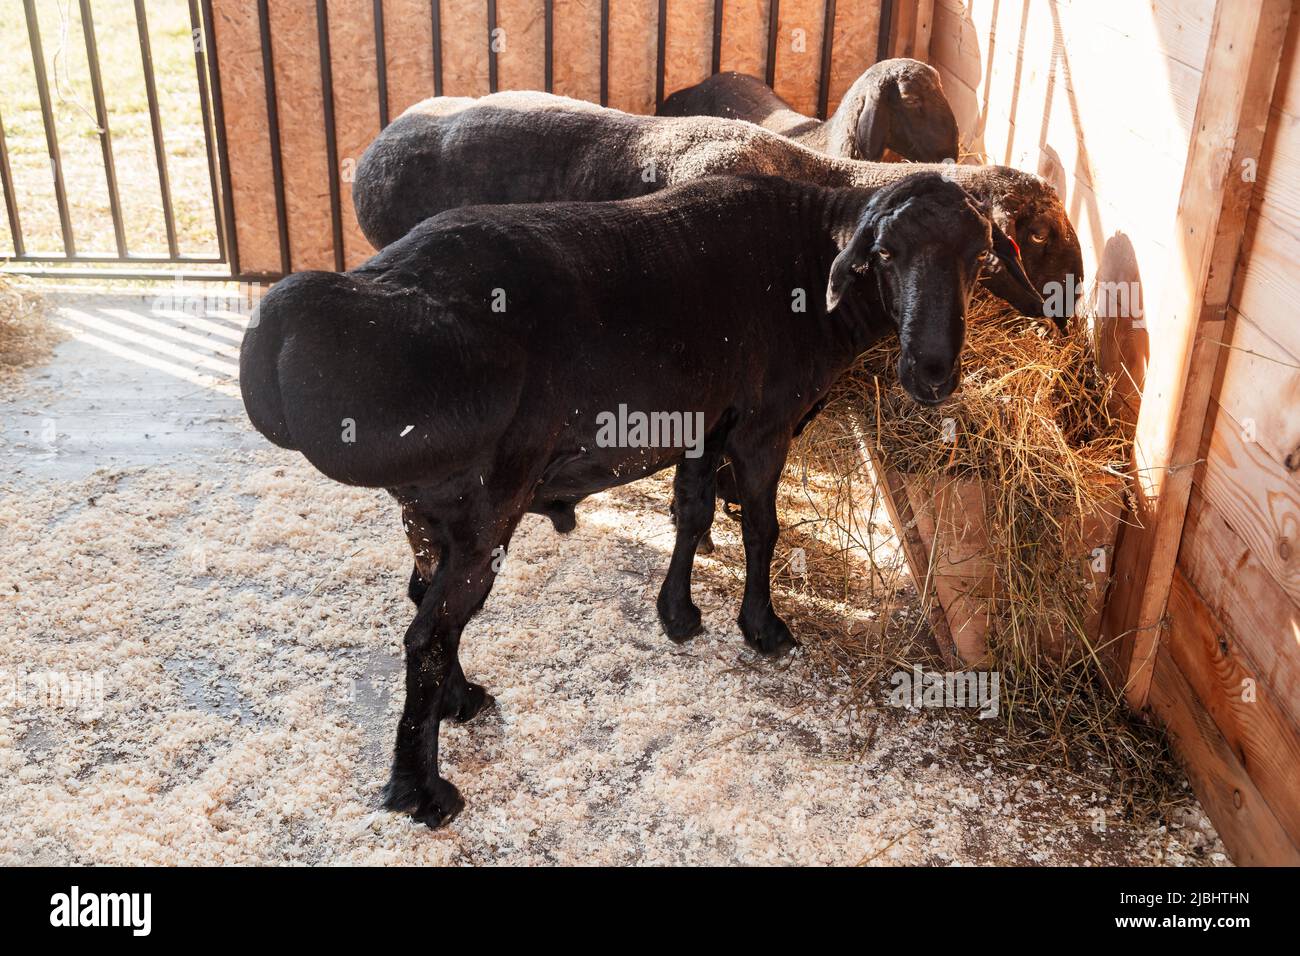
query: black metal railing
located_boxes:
[1,0,895,283]
[0,0,230,278]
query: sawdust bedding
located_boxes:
[0,437,1229,866]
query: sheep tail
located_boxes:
[238,276,303,451]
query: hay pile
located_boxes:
[789,291,1184,819]
[0,274,57,388]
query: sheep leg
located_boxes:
[657,445,722,642]
[401,502,440,606]
[729,439,799,657]
[383,511,518,829]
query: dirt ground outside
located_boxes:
[0,290,1228,865]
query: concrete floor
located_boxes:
[3,292,260,484]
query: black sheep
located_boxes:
[353,91,1079,325]
[658,58,960,163]
[240,173,1039,827]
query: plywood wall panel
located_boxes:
[1213,311,1300,472]
[719,0,772,78]
[326,0,383,264]
[1232,212,1300,380]
[1180,487,1300,719]
[210,0,280,275]
[441,0,490,95]
[607,0,659,113]
[1151,646,1300,865]
[552,0,602,101]
[1196,402,1300,611]
[383,0,437,115]
[1162,573,1300,854]
[495,0,547,91]
[772,0,826,117]
[827,0,880,115]
[662,0,714,99]
[268,1,335,273]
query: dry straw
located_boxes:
[0,273,56,387]
[786,291,1185,820]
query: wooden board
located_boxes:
[325,0,383,266]
[268,0,335,273]
[772,0,827,118]
[210,0,280,276]
[382,0,436,115]
[440,0,490,96]
[496,0,547,92]
[719,0,772,79]
[607,0,659,113]
[662,0,715,99]
[551,0,602,102]
[1165,569,1300,847]
[827,1,882,116]
[904,477,993,666]
[1106,0,1292,708]
[1213,307,1300,473]
[1148,645,1300,865]
[1179,485,1300,716]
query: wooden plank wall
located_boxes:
[209,0,886,275]
[927,0,1300,864]
[1165,0,1300,863]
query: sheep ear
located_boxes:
[826,244,865,313]
[854,83,891,161]
[984,222,1048,320]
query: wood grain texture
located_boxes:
[827,0,881,117]
[607,0,659,113]
[720,0,773,78]
[495,0,547,91]
[1213,308,1300,473]
[1106,0,1292,708]
[662,0,714,99]
[772,0,826,117]
[552,0,601,102]
[1179,485,1300,716]
[268,0,335,273]
[326,0,383,265]
[210,0,280,275]
[382,0,436,115]
[877,466,964,667]
[1149,645,1300,865]
[904,478,993,666]
[1164,570,1300,847]
[440,0,490,95]
[1196,400,1300,610]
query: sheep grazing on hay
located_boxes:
[239,173,1041,827]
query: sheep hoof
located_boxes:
[658,599,703,643]
[381,773,464,829]
[740,613,799,658]
[696,532,716,554]
[452,683,496,724]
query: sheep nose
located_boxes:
[916,358,951,389]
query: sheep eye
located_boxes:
[876,249,893,262]
[1030,230,1049,244]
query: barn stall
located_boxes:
[0,0,1295,866]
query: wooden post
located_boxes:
[1106,0,1293,709]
